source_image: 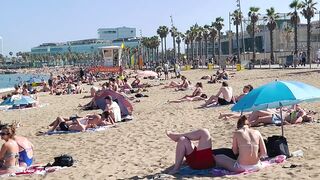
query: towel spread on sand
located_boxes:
[178,155,286,177]
[0,165,65,177]
[43,125,116,135]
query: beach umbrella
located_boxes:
[231,80,320,136]
[136,70,158,78]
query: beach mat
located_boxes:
[41,125,116,135]
[178,155,286,177]
[0,165,65,177]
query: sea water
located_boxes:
[0,73,49,93]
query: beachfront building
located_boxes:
[186,17,320,64]
[98,27,136,41]
[29,27,140,66]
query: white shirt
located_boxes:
[110,101,122,122]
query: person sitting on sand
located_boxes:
[0,124,21,174]
[166,129,216,174]
[249,105,314,126]
[104,95,122,123]
[13,135,34,167]
[168,82,207,103]
[122,78,133,93]
[131,76,141,88]
[234,85,253,102]
[163,76,190,90]
[201,81,234,107]
[215,116,267,172]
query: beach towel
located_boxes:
[40,125,116,135]
[0,165,65,177]
[178,155,286,177]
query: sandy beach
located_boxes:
[1,68,320,179]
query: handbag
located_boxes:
[265,136,290,158]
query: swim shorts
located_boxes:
[185,147,215,170]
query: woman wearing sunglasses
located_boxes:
[0,124,20,174]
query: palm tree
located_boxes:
[170,26,178,61]
[231,10,242,64]
[289,0,302,56]
[176,32,183,62]
[184,30,191,63]
[213,17,224,64]
[284,25,294,50]
[157,26,165,62]
[265,7,279,67]
[301,0,318,68]
[248,7,260,62]
[196,26,204,61]
[203,25,210,60]
[208,25,218,63]
[190,24,199,64]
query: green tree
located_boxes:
[170,26,178,61]
[213,17,224,64]
[157,26,169,62]
[231,10,242,64]
[208,25,218,63]
[301,0,318,68]
[289,0,302,56]
[265,7,279,67]
[248,7,260,62]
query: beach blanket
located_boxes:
[42,125,116,135]
[0,165,65,177]
[178,155,286,177]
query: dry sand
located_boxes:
[1,68,320,179]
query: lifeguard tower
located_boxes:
[89,46,123,73]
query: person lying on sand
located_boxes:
[249,105,314,126]
[48,114,112,132]
[168,82,207,103]
[163,76,190,90]
[200,81,234,107]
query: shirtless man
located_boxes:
[201,81,234,107]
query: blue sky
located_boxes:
[0,0,319,55]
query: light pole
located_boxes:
[236,0,245,59]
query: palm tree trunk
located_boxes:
[173,36,176,61]
[186,43,189,64]
[236,24,240,64]
[307,18,311,69]
[218,31,221,65]
[161,38,164,63]
[191,41,194,62]
[253,24,256,61]
[205,38,208,60]
[164,37,167,61]
[212,40,216,64]
[294,11,298,55]
[270,30,274,69]
[177,42,181,61]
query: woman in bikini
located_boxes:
[163,76,190,90]
[215,116,267,172]
[13,135,34,167]
[168,82,207,103]
[0,124,21,174]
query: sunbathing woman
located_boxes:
[168,82,207,103]
[163,76,190,90]
[249,105,314,126]
[48,114,111,132]
[215,116,267,172]
[13,135,34,167]
[0,124,21,174]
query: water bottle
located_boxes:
[291,150,304,157]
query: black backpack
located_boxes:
[265,136,290,158]
[52,154,74,167]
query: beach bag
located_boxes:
[265,136,290,158]
[52,154,74,167]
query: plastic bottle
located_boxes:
[291,150,304,157]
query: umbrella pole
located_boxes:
[280,106,284,137]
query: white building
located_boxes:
[98,27,136,41]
